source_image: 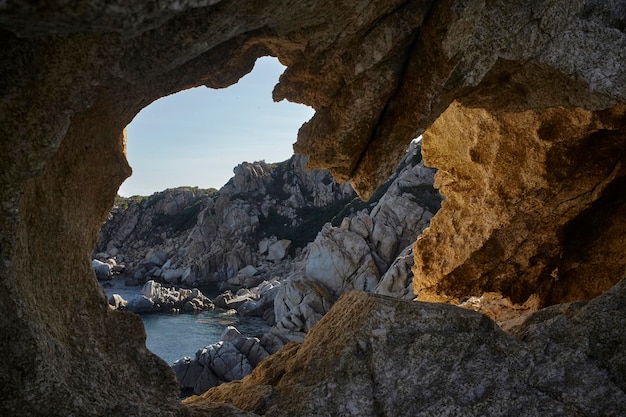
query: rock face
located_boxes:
[414,102,626,306]
[258,143,439,350]
[95,155,354,288]
[186,278,626,416]
[1,1,626,416]
[170,143,439,391]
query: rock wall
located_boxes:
[185,279,626,416]
[1,0,626,416]
[414,102,626,306]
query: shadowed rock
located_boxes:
[186,278,626,416]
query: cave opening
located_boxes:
[119,56,314,197]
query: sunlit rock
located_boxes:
[187,278,626,416]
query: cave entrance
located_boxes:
[99,56,315,365]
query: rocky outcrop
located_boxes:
[115,280,214,314]
[172,143,439,391]
[185,277,626,416]
[2,1,626,416]
[173,326,270,396]
[255,143,439,349]
[95,155,354,289]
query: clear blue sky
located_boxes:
[119,57,315,197]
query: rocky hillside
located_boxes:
[95,142,439,295]
[95,153,356,288]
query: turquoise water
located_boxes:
[141,310,270,365]
[102,280,271,365]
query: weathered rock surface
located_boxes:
[2,0,626,416]
[172,143,439,389]
[414,102,626,307]
[96,155,354,289]
[253,144,439,352]
[186,278,626,416]
[115,280,214,314]
[173,326,270,396]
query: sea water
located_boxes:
[101,280,271,365]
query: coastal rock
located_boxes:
[236,280,282,318]
[95,155,355,290]
[272,274,336,345]
[108,293,128,310]
[186,279,626,416]
[374,245,415,300]
[92,259,112,280]
[116,280,214,314]
[173,326,270,396]
[305,224,379,297]
[162,268,185,284]
[266,239,291,262]
[199,341,253,382]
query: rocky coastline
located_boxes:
[96,142,443,393]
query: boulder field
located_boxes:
[0,1,625,416]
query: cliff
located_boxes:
[1,1,625,416]
[95,154,355,288]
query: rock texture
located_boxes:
[169,143,439,391]
[414,102,626,306]
[173,326,270,396]
[96,155,354,288]
[1,1,626,416]
[186,278,626,416]
[258,144,439,350]
[118,280,214,314]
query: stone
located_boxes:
[172,356,209,390]
[374,244,415,300]
[305,223,380,297]
[238,265,257,277]
[198,341,253,382]
[272,274,336,344]
[141,280,161,298]
[125,295,155,313]
[194,366,221,396]
[187,280,626,415]
[147,251,168,266]
[413,102,626,307]
[221,326,242,342]
[237,279,282,317]
[258,238,272,255]
[92,259,112,280]
[107,293,127,310]
[163,268,184,284]
[266,239,291,262]
[231,337,270,368]
[173,327,271,396]
[119,280,214,314]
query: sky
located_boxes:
[119,57,315,197]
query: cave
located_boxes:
[1,1,625,416]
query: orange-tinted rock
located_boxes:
[185,284,626,416]
[414,102,626,306]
